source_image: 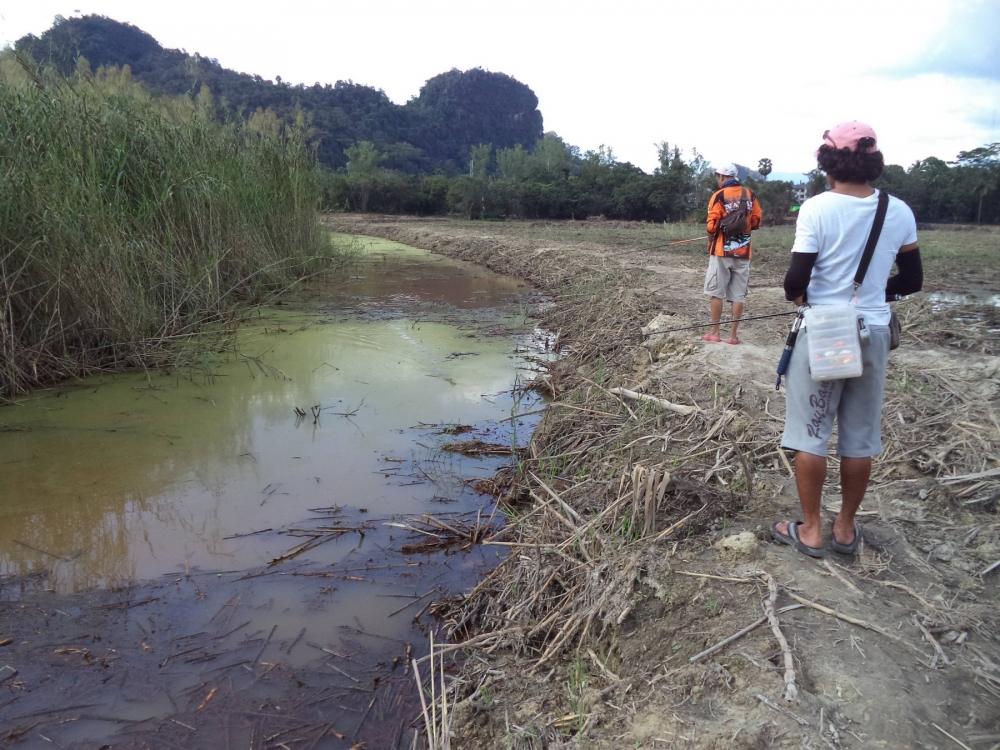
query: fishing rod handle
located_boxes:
[775,348,794,391]
[776,348,794,377]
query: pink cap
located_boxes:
[822,121,878,153]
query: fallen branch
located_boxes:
[607,387,699,416]
[754,692,810,726]
[688,604,803,663]
[939,467,1000,484]
[914,616,951,668]
[821,559,864,596]
[529,472,585,525]
[651,503,706,542]
[760,572,797,702]
[784,591,930,659]
[932,722,975,750]
[12,540,72,562]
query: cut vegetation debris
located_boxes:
[334,215,999,749]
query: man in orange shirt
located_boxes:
[702,164,763,344]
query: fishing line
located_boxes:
[643,310,798,336]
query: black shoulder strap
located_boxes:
[714,187,749,209]
[854,190,889,290]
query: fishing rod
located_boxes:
[643,310,799,337]
[631,235,709,251]
[665,235,708,246]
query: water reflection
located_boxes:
[927,290,1000,309]
[0,236,537,591]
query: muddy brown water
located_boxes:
[0,235,548,748]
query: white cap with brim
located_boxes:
[714,163,738,177]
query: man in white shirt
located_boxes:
[771,121,923,558]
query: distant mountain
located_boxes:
[732,164,764,182]
[14,15,544,173]
[767,171,809,184]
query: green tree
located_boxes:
[806,169,826,197]
[758,158,772,180]
[408,67,543,169]
[954,143,1000,223]
[345,140,383,211]
[530,134,572,181]
[447,176,487,219]
[247,106,281,138]
[468,143,492,178]
[650,143,694,221]
[748,180,793,224]
[496,144,529,181]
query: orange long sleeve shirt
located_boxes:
[706,183,763,258]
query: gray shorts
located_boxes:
[781,325,890,458]
[703,255,750,302]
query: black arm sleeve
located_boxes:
[783,252,816,301]
[885,248,923,300]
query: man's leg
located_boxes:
[703,257,728,340]
[729,300,744,340]
[778,326,843,550]
[708,297,723,338]
[775,451,826,548]
[834,326,889,545]
[834,457,871,544]
[727,260,749,343]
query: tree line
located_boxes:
[321,138,1000,225]
[14,14,1000,225]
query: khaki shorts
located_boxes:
[781,325,890,458]
[703,255,750,302]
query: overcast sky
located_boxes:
[2,0,998,175]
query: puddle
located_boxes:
[924,289,1000,338]
[927,290,1000,310]
[0,235,550,747]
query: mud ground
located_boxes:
[330,215,1000,750]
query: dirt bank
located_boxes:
[330,215,1000,749]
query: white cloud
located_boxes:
[2,0,997,173]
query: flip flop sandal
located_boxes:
[829,520,862,555]
[771,520,827,559]
[727,336,742,345]
[701,333,721,343]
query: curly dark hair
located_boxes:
[816,137,884,183]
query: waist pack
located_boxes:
[889,310,901,350]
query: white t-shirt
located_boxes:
[791,190,917,325]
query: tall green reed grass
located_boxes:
[0,60,334,398]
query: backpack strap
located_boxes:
[709,190,724,254]
[853,190,889,292]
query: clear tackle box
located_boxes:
[803,304,864,381]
